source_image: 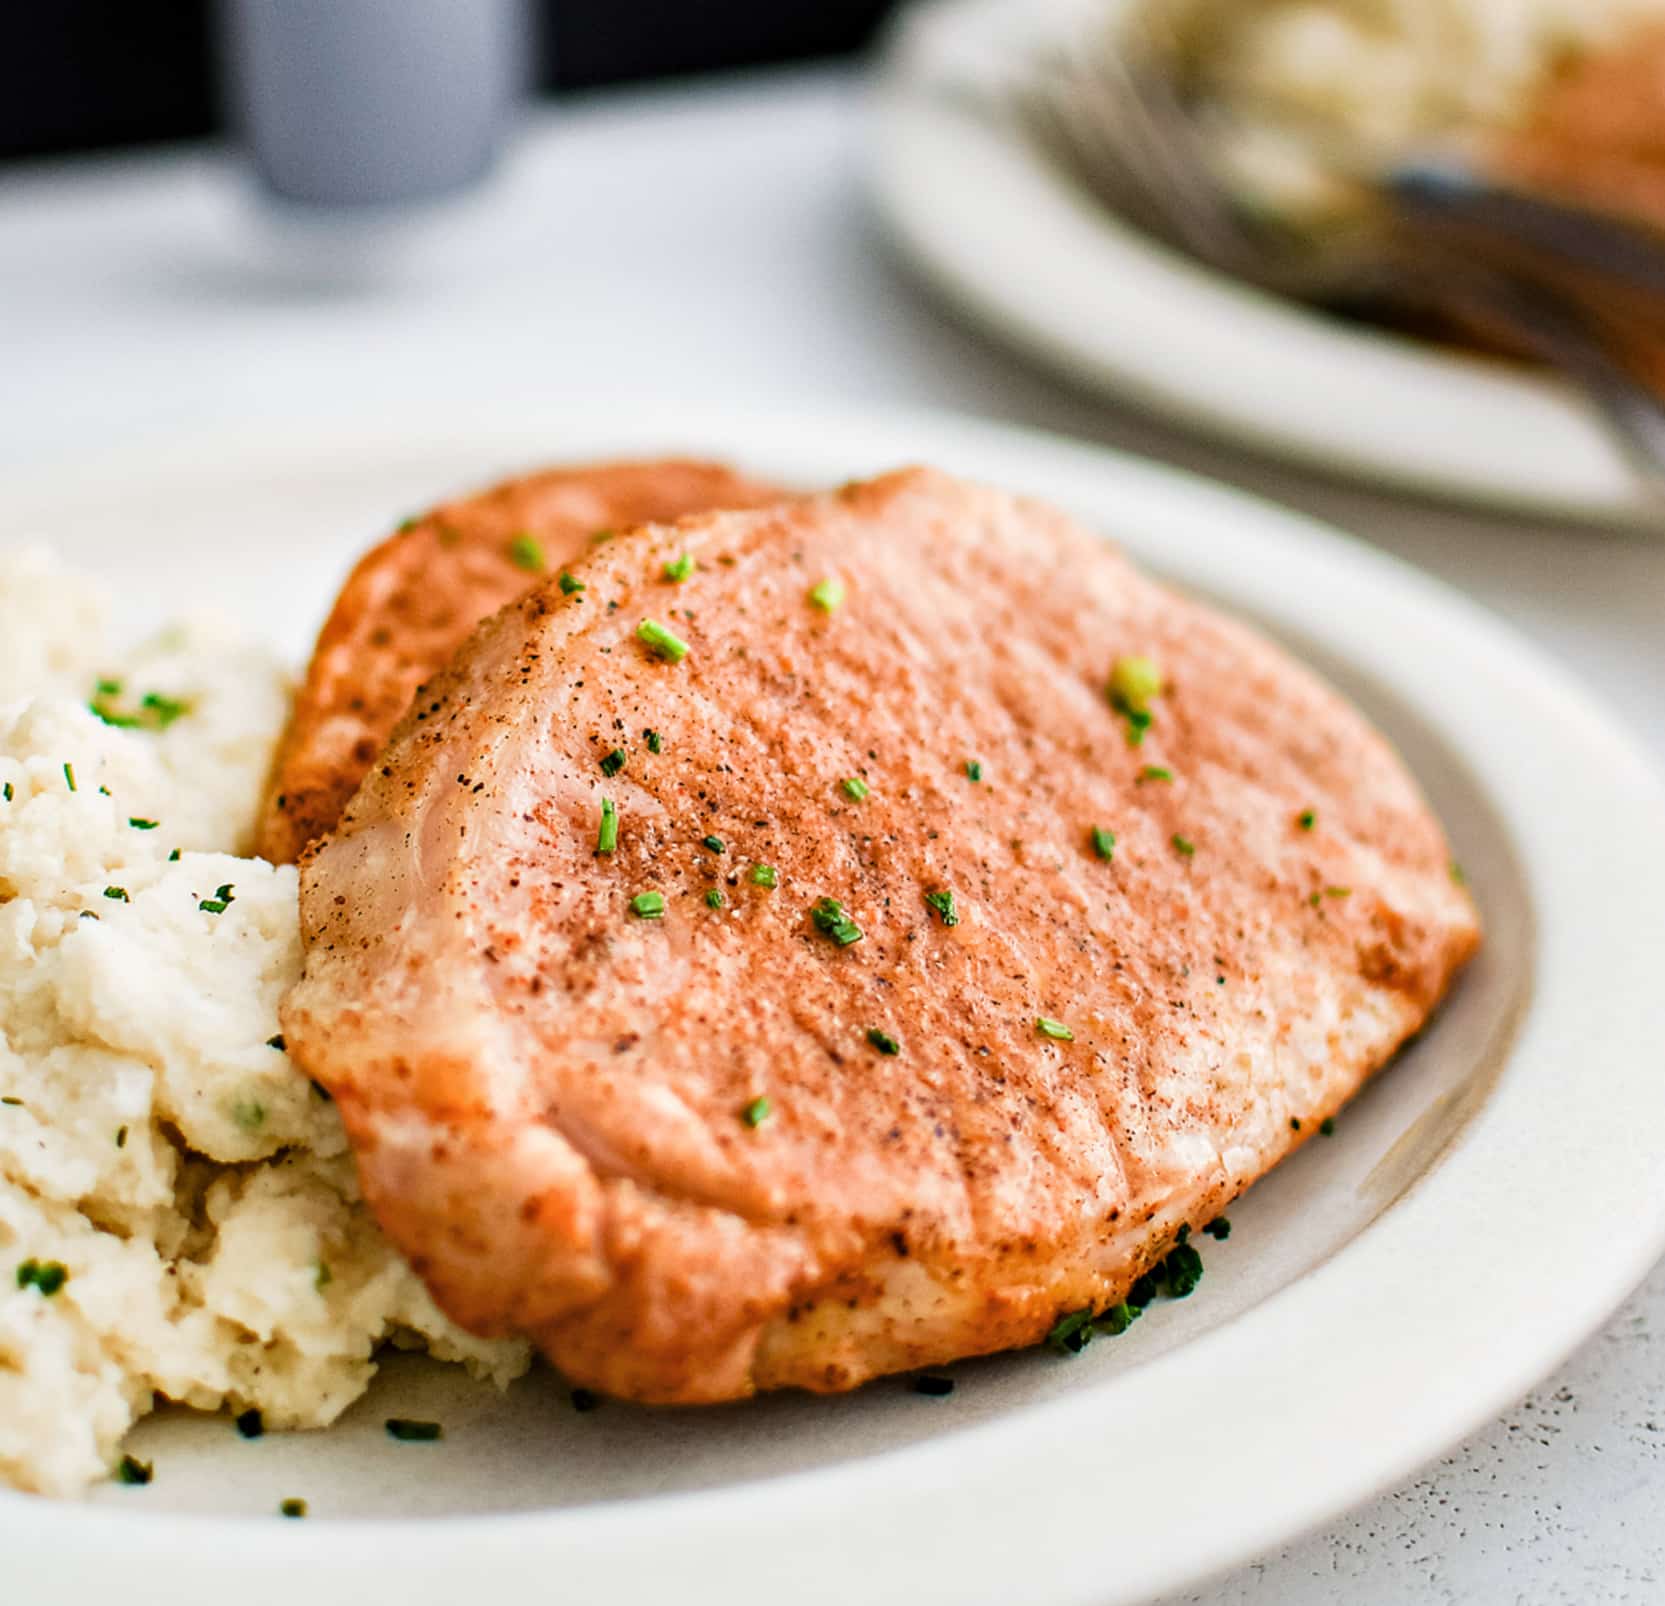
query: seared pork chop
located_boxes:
[255,459,782,863]
[282,467,1480,1402]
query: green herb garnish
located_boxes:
[840,776,870,801]
[749,864,778,889]
[16,1259,69,1295]
[266,1034,285,1051]
[924,888,959,927]
[1320,1116,1335,1137]
[63,762,76,792]
[280,1498,308,1519]
[705,888,725,909]
[1036,1016,1074,1042]
[558,571,585,596]
[1171,834,1195,857]
[2,783,11,802]
[1159,1241,1204,1299]
[232,1099,265,1132]
[236,1408,264,1439]
[645,729,663,753]
[630,891,666,919]
[866,1028,901,1056]
[103,886,129,902]
[1298,809,1316,831]
[742,1095,772,1128]
[128,816,158,830]
[1090,827,1116,861]
[1203,1217,1230,1240]
[811,896,863,946]
[702,835,725,854]
[507,533,545,572]
[913,1375,955,1397]
[385,1418,442,1442]
[599,748,627,778]
[1139,765,1172,784]
[597,797,619,855]
[1108,655,1163,714]
[636,618,689,663]
[662,552,695,583]
[965,760,983,782]
[1047,1308,1097,1356]
[809,577,845,612]
[116,1454,153,1485]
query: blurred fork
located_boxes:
[999,12,1665,498]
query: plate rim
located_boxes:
[4,400,1665,1606]
[868,0,1655,528]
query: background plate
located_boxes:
[871,0,1656,527]
[3,402,1665,1604]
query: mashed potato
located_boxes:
[1133,0,1665,221]
[0,550,529,1498]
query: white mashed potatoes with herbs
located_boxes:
[0,549,529,1498]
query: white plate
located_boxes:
[870,0,1656,526]
[4,403,1665,1606]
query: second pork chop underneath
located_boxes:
[282,467,1480,1402]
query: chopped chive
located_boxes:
[809,577,845,612]
[1047,1308,1097,1356]
[235,1408,265,1440]
[965,760,983,782]
[597,797,619,854]
[705,888,725,909]
[280,1498,308,1519]
[644,729,663,754]
[1203,1217,1231,1240]
[98,785,111,796]
[840,776,870,801]
[168,848,180,861]
[599,748,626,778]
[140,692,188,728]
[636,618,689,662]
[1161,1241,1204,1298]
[1320,1116,1336,1136]
[1123,708,1153,747]
[923,888,960,927]
[590,528,615,545]
[115,1125,127,1147]
[1139,765,1172,784]
[1,1096,22,1107]
[1090,826,1116,861]
[96,678,121,697]
[866,1028,901,1056]
[1324,885,1351,899]
[267,1034,286,1051]
[1171,834,1195,858]
[397,515,421,533]
[1450,861,1467,885]
[749,864,778,889]
[2,783,11,802]
[128,816,158,830]
[742,1095,772,1128]
[199,898,230,914]
[630,891,666,919]
[385,1418,442,1442]
[116,1454,153,1486]
[662,551,695,583]
[315,1260,332,1288]
[1290,1117,1302,1132]
[507,533,545,572]
[311,1079,332,1102]
[1297,809,1316,831]
[912,1375,955,1397]
[702,835,725,853]
[810,896,863,946]
[102,886,129,902]
[1036,1016,1074,1042]
[1108,655,1163,714]
[63,762,76,792]
[558,571,585,596]
[232,1099,265,1132]
[16,1259,68,1295]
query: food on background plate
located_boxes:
[1134,0,1665,230]
[0,551,527,1498]
[256,459,783,865]
[284,466,1479,1403]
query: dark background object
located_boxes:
[0,0,900,163]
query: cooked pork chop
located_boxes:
[282,467,1480,1402]
[255,458,782,863]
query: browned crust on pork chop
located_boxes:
[254,458,783,864]
[282,467,1481,1402]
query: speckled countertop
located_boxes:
[3,66,1662,1604]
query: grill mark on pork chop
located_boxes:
[282,466,1480,1402]
[255,458,783,864]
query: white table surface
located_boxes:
[5,63,1665,1606]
